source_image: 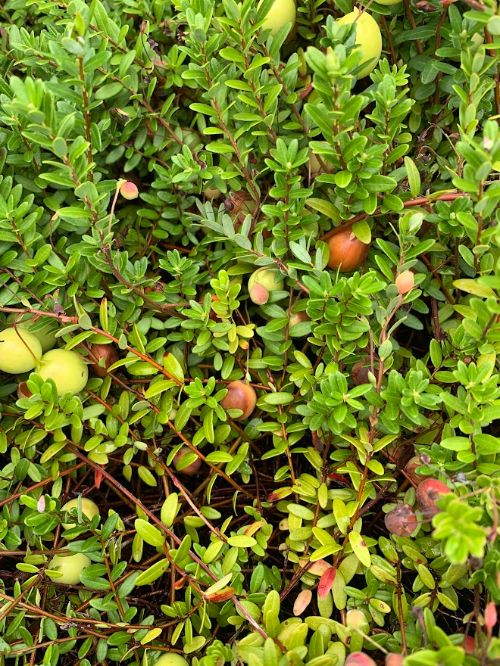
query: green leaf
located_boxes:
[175,402,192,431]
[429,339,443,368]
[349,532,371,567]
[366,459,384,475]
[436,592,458,611]
[135,559,170,585]
[310,544,343,560]
[219,47,245,63]
[382,194,404,211]
[352,219,371,244]
[57,206,92,220]
[140,628,163,645]
[95,81,123,99]
[304,103,334,140]
[138,465,157,487]
[206,141,234,154]
[289,241,312,264]
[474,434,500,456]
[369,598,391,613]
[440,436,471,451]
[134,519,165,548]
[332,570,347,610]
[79,570,111,591]
[417,564,435,589]
[204,573,233,597]
[160,493,179,527]
[184,636,207,653]
[227,535,257,547]
[203,540,225,564]
[205,451,233,463]
[334,171,352,188]
[364,175,397,192]
[52,137,67,157]
[163,353,185,382]
[453,279,495,298]
[145,379,177,398]
[379,339,393,361]
[305,198,340,221]
[288,503,315,520]
[404,156,421,197]
[262,392,294,405]
[189,103,215,116]
[16,563,39,573]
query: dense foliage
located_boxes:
[0,0,498,664]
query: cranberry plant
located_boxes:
[0,0,498,665]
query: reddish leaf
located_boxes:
[94,467,103,490]
[462,636,475,655]
[327,472,350,487]
[485,602,497,631]
[243,520,263,536]
[318,566,336,598]
[293,589,312,616]
[306,558,330,576]
[205,587,235,602]
[173,575,188,590]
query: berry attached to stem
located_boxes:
[88,343,119,378]
[260,0,296,36]
[416,478,451,518]
[248,268,284,305]
[173,447,202,476]
[0,328,42,374]
[221,380,257,420]
[37,349,88,396]
[119,180,139,200]
[395,270,415,295]
[336,9,382,79]
[385,504,418,536]
[327,229,369,272]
